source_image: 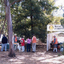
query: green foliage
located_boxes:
[10,0,57,42]
[0,0,57,42]
[0,0,7,34]
[38,0,57,14]
[49,16,62,25]
[60,18,64,26]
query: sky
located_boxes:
[53,0,64,17]
[55,0,64,6]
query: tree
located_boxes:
[48,16,62,25]
[4,0,24,57]
[4,0,15,57]
[0,0,6,34]
[11,0,57,42]
[21,0,42,36]
[0,0,24,57]
[60,18,64,27]
[11,0,41,36]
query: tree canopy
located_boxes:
[0,0,58,42]
[10,0,57,42]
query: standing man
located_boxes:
[20,36,25,52]
[1,34,8,51]
[53,36,58,52]
[14,34,17,50]
[32,35,37,52]
[14,34,17,43]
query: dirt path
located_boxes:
[0,46,64,64]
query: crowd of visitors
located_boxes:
[1,34,37,53]
[1,34,64,53]
[20,34,37,52]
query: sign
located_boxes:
[47,25,64,31]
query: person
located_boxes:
[60,44,63,52]
[20,36,25,52]
[14,34,17,43]
[53,36,58,52]
[1,34,8,51]
[14,34,18,50]
[32,35,37,52]
[50,41,54,49]
[27,37,31,52]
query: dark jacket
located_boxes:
[2,36,7,44]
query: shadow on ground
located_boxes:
[0,46,64,64]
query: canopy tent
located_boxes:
[47,32,64,51]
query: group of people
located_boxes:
[20,35,37,52]
[51,35,64,52]
[1,34,63,53]
[1,34,37,53]
[51,35,64,53]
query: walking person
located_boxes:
[20,36,25,52]
[1,34,8,51]
[27,37,31,52]
[53,36,58,52]
[32,35,37,52]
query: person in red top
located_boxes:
[20,36,25,52]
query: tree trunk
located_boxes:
[30,0,33,37]
[1,19,6,34]
[4,0,15,57]
[31,15,33,37]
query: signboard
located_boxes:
[47,25,64,31]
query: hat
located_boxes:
[54,35,56,38]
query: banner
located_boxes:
[47,25,64,31]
